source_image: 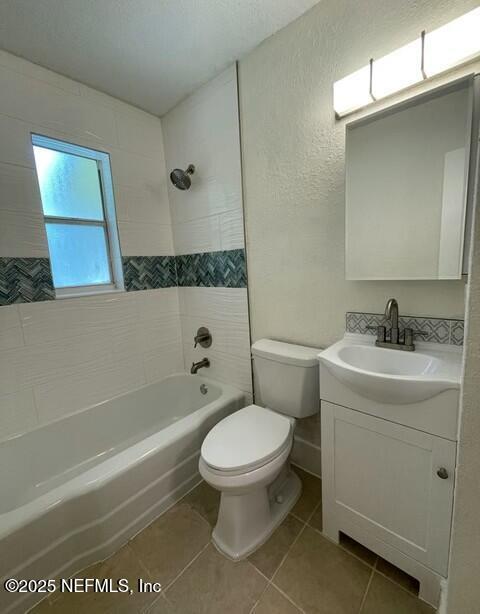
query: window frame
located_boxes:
[31,134,124,298]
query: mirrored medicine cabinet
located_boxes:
[345,76,478,280]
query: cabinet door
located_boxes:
[321,401,456,576]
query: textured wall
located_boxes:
[446,147,480,611]
[238,0,479,348]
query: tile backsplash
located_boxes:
[346,311,464,346]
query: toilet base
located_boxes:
[211,466,301,560]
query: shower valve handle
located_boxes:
[194,327,212,348]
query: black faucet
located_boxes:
[191,357,210,374]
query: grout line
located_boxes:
[163,540,211,594]
[373,568,421,599]
[268,522,307,593]
[302,521,424,603]
[358,566,375,614]
[305,523,376,570]
[247,517,309,614]
[270,583,307,613]
[305,499,322,525]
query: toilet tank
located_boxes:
[251,339,320,418]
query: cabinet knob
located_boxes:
[437,467,449,480]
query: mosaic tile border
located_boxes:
[0,249,247,305]
[0,258,54,306]
[176,249,247,288]
[346,311,464,346]
[122,256,177,291]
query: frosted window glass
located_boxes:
[46,224,111,288]
[33,146,104,220]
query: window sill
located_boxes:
[55,285,125,300]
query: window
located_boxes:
[32,134,123,297]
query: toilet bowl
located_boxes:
[200,404,301,559]
[199,339,320,560]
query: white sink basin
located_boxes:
[318,335,461,405]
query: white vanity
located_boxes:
[318,333,462,607]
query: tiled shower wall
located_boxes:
[0,50,184,440]
[0,53,251,441]
[162,66,252,400]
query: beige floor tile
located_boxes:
[339,533,378,567]
[147,594,176,613]
[182,480,220,527]
[291,467,322,522]
[254,584,302,613]
[29,596,51,613]
[32,545,155,614]
[130,502,211,587]
[308,501,323,532]
[165,544,267,614]
[361,573,434,614]
[376,557,420,595]
[248,514,304,578]
[274,526,371,614]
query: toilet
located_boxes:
[199,338,319,560]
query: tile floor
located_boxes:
[32,467,435,614]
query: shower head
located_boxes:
[170,164,195,190]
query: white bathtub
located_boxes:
[0,374,244,614]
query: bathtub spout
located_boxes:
[191,357,210,374]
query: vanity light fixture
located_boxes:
[333,7,480,117]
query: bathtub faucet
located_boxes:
[191,357,210,374]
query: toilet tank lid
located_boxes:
[251,339,320,367]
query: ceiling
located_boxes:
[0,0,320,116]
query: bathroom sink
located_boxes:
[318,335,461,405]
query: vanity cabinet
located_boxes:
[321,402,456,577]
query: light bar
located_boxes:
[333,65,373,117]
[333,7,480,117]
[371,38,424,99]
[424,8,480,77]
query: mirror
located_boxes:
[345,78,473,280]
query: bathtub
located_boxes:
[0,374,244,614]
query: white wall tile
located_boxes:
[110,148,164,189]
[0,305,24,351]
[115,183,171,226]
[163,65,243,227]
[19,292,138,345]
[180,314,250,359]
[0,163,42,213]
[0,115,36,168]
[34,357,146,424]
[183,343,252,394]
[135,287,180,320]
[173,215,221,255]
[0,50,80,96]
[179,287,249,322]
[219,208,245,250]
[139,314,182,353]
[118,221,174,256]
[0,65,117,146]
[167,159,242,225]
[0,209,48,257]
[0,330,114,394]
[143,342,185,384]
[0,388,38,442]
[115,107,165,157]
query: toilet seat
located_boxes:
[201,405,293,475]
